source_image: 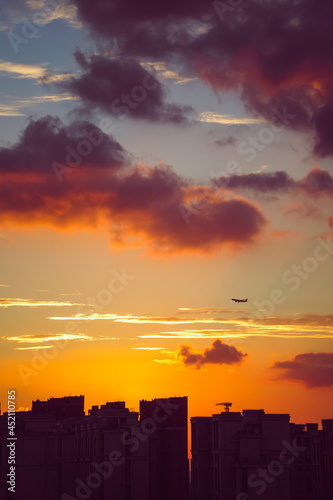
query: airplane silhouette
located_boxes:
[231,298,248,303]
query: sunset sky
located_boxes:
[1,0,333,425]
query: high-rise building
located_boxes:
[0,395,189,500]
[322,420,333,500]
[192,408,292,500]
[191,408,333,500]
[140,396,189,500]
[289,423,322,500]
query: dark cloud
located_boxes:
[215,167,333,198]
[178,339,248,369]
[0,115,127,174]
[272,352,333,388]
[70,0,211,58]
[60,51,193,123]
[299,167,333,196]
[215,171,295,193]
[70,0,333,156]
[0,116,266,255]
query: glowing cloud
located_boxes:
[0,298,83,308]
[199,112,265,125]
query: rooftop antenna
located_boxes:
[216,402,232,412]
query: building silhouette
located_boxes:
[191,408,333,500]
[1,395,333,500]
[140,397,189,500]
[0,395,188,500]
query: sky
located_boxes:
[0,0,333,426]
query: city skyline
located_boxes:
[1,0,333,431]
[1,394,332,499]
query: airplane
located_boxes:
[231,298,248,303]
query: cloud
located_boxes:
[0,58,75,85]
[177,307,241,314]
[0,298,83,308]
[0,94,78,117]
[139,313,333,339]
[46,311,333,340]
[5,333,93,343]
[255,314,333,328]
[272,352,333,388]
[3,333,116,349]
[70,0,333,157]
[0,115,127,174]
[47,313,240,324]
[15,346,56,351]
[40,73,76,84]
[142,62,196,85]
[215,167,333,198]
[0,60,48,79]
[177,339,247,369]
[132,347,166,351]
[199,112,264,125]
[71,0,211,55]
[0,115,266,255]
[59,51,194,124]
[26,0,80,28]
[0,104,25,117]
[215,171,296,193]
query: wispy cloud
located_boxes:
[47,312,333,340]
[0,60,48,79]
[132,347,167,351]
[39,73,76,84]
[0,59,75,85]
[0,94,78,116]
[3,333,116,350]
[153,358,176,364]
[142,62,196,85]
[178,307,244,314]
[47,313,239,325]
[26,0,81,28]
[0,104,25,117]
[0,298,83,308]
[199,112,265,125]
[15,345,56,351]
[139,329,333,339]
[5,333,93,343]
